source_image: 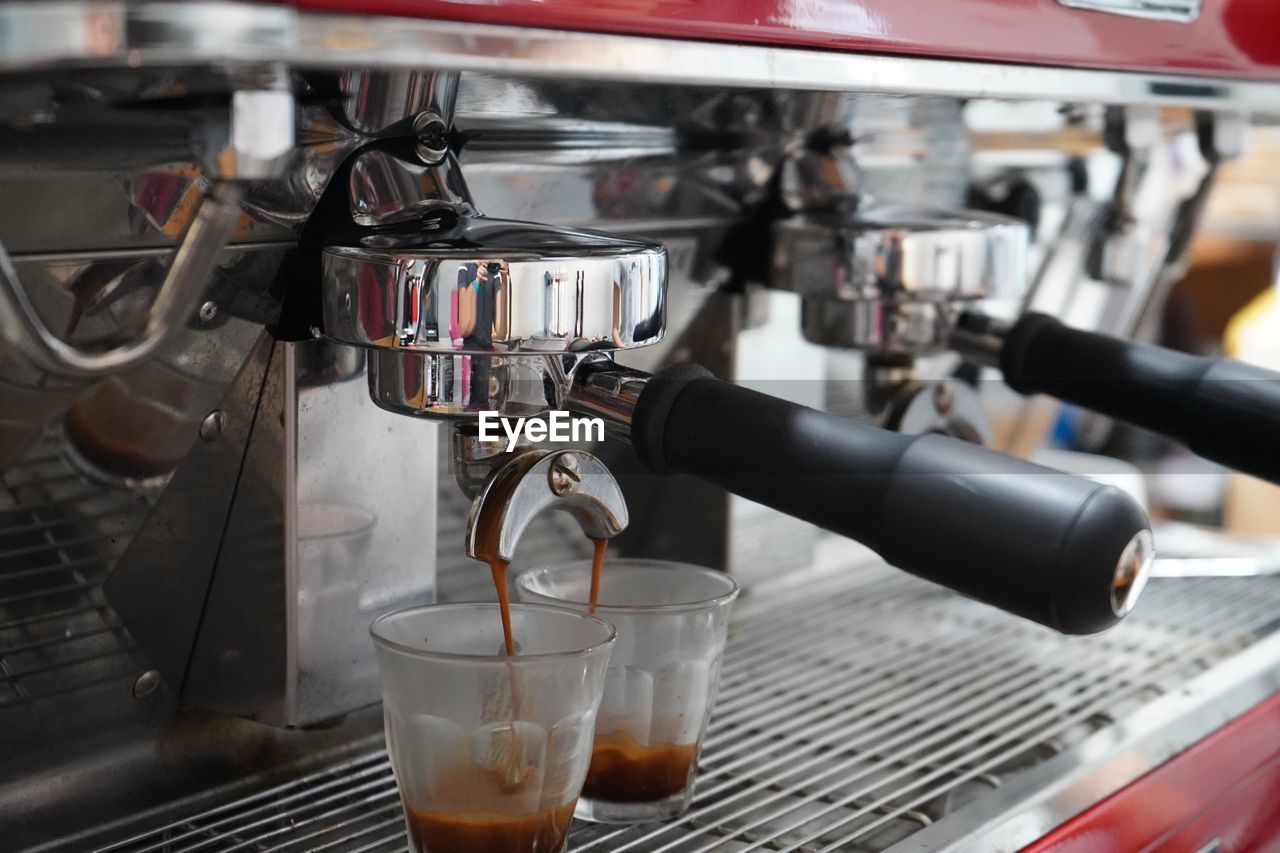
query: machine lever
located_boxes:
[959,311,1280,486]
[628,364,1154,635]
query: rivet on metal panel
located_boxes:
[199,410,225,441]
[132,670,162,699]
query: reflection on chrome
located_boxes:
[1112,529,1155,618]
[772,204,1029,354]
[322,216,667,357]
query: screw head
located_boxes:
[132,670,162,699]
[548,452,582,496]
[413,112,449,164]
[199,410,226,441]
[199,300,218,322]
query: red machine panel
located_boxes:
[293,0,1280,79]
[1024,692,1280,853]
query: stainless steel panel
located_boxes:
[182,339,439,727]
[102,330,276,689]
[0,244,290,475]
[60,562,1280,852]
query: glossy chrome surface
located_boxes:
[339,70,472,225]
[0,184,243,377]
[200,340,437,725]
[3,4,1280,108]
[465,449,627,562]
[1056,0,1202,23]
[1111,529,1155,617]
[798,299,956,356]
[774,205,1028,354]
[348,149,473,226]
[775,205,1029,303]
[322,216,667,355]
[564,356,652,441]
[336,69,458,137]
[0,67,293,375]
[1085,109,1239,342]
[0,7,1273,850]
[367,350,568,419]
[0,241,290,478]
[450,420,536,497]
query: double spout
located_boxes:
[465,449,628,563]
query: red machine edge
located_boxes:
[293,0,1280,79]
[1023,691,1280,852]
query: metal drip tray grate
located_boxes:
[85,562,1280,853]
[0,440,149,748]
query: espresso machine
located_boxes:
[3,3,1280,850]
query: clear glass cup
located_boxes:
[514,560,740,823]
[371,603,616,852]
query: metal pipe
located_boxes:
[0,182,244,377]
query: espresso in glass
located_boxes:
[371,604,615,852]
[516,560,739,823]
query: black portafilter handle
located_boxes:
[629,364,1153,635]
[995,312,1280,485]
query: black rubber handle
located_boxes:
[631,365,1151,635]
[1002,313,1280,485]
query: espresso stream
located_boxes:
[588,538,606,614]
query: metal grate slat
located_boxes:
[81,564,1280,853]
[0,435,149,725]
[601,574,1273,852]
